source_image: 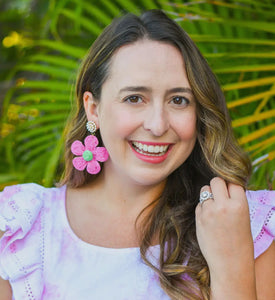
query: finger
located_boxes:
[227,182,245,200]
[210,177,229,203]
[195,201,201,218]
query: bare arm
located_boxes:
[255,241,275,300]
[0,231,12,300]
[0,278,12,300]
[209,242,275,300]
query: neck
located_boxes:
[85,167,166,218]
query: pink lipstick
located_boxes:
[129,141,172,164]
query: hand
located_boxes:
[195,177,256,299]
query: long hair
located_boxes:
[61,10,251,299]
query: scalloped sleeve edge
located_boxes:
[246,190,275,259]
[0,183,44,280]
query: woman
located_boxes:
[0,9,274,300]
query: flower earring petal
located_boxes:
[94,147,109,162]
[86,160,101,174]
[70,120,109,174]
[71,140,85,156]
[84,135,98,151]
[72,156,87,171]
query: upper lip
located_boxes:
[131,140,173,146]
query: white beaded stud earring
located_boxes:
[86,120,97,134]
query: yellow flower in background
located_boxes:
[2,31,32,48]
[7,104,21,121]
[16,78,26,87]
[1,123,15,137]
[28,108,40,118]
[7,104,40,122]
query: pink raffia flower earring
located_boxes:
[71,121,109,174]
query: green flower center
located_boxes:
[82,150,93,161]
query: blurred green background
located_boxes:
[0,0,274,190]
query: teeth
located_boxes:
[132,142,169,155]
[148,145,154,153]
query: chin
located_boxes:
[129,169,170,188]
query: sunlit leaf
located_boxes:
[227,90,275,108]
[223,77,275,91]
[238,123,275,145]
[1,0,275,189]
[232,110,275,127]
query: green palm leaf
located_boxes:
[1,0,274,189]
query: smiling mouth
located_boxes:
[131,141,170,156]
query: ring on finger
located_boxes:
[199,190,214,204]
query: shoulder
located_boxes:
[0,183,44,235]
[0,182,66,234]
[0,183,65,234]
[0,182,46,213]
[0,183,66,298]
[245,190,275,259]
[0,182,59,203]
[246,189,274,205]
[0,183,65,261]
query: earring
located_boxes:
[86,120,97,134]
[70,121,109,175]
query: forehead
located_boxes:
[106,39,188,87]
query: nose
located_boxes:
[143,104,169,136]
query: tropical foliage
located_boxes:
[0,0,274,189]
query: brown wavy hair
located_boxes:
[61,10,251,299]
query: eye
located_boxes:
[170,96,190,106]
[125,95,143,104]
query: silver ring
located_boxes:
[199,191,214,204]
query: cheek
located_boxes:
[175,113,197,141]
[99,105,139,138]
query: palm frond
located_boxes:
[1,0,274,189]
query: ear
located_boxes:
[83,91,100,128]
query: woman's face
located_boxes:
[85,39,197,187]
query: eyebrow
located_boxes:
[166,87,193,95]
[118,86,152,95]
[118,86,193,96]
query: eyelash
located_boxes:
[170,96,190,106]
[124,95,190,106]
[124,95,143,104]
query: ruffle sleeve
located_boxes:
[246,190,275,259]
[0,183,45,300]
